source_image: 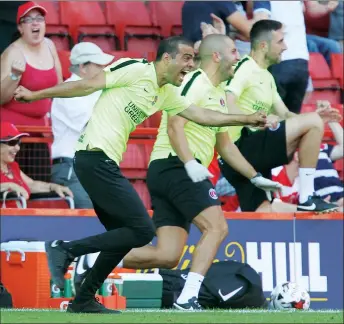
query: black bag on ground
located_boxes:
[0,282,13,308]
[160,260,268,309]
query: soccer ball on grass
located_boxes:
[269,282,310,310]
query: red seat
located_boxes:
[131,180,151,209]
[141,111,162,128]
[308,53,341,104]
[120,143,149,179]
[107,51,145,61]
[303,90,341,105]
[331,53,344,88]
[105,2,162,52]
[57,50,71,80]
[148,1,184,37]
[60,1,118,52]
[334,158,344,181]
[40,2,71,50]
[309,53,332,80]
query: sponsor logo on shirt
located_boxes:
[252,100,270,113]
[78,134,85,143]
[124,101,148,124]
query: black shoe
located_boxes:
[297,195,338,213]
[66,298,121,314]
[173,297,202,311]
[45,240,75,289]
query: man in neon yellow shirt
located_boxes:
[119,35,281,310]
[221,20,341,213]
[14,36,267,314]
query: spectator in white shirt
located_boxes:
[51,42,114,208]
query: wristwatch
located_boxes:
[10,72,20,81]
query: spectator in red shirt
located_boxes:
[0,1,62,126]
[0,122,73,200]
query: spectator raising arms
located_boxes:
[0,122,73,200]
[0,1,62,126]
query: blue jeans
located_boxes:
[51,159,93,209]
[307,34,342,65]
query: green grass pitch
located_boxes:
[1,309,343,323]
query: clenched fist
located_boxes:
[11,59,26,77]
[246,111,267,127]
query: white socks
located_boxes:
[176,272,204,304]
[298,168,316,203]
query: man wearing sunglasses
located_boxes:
[0,122,73,201]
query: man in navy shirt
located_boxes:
[182,1,270,44]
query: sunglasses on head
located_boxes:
[1,139,21,146]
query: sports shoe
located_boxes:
[73,255,91,296]
[173,297,202,311]
[66,298,121,314]
[45,240,75,289]
[297,195,338,213]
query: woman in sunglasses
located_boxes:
[0,122,73,201]
[0,1,62,126]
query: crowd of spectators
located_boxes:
[0,1,342,211]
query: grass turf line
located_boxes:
[1,309,343,323]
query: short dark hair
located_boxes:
[250,20,283,49]
[155,36,194,61]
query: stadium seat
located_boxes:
[331,53,344,88]
[309,53,332,80]
[60,1,119,52]
[28,193,75,209]
[107,51,145,61]
[140,111,162,128]
[120,143,150,179]
[40,2,72,51]
[130,180,151,209]
[307,53,341,104]
[334,158,344,181]
[57,50,72,80]
[0,191,27,209]
[105,2,162,52]
[148,1,184,37]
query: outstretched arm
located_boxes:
[14,70,106,102]
[178,103,267,127]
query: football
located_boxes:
[269,282,311,310]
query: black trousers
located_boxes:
[269,59,309,114]
[62,150,155,302]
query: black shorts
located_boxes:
[219,121,290,211]
[74,150,153,231]
[147,155,221,232]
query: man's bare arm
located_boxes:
[14,70,106,102]
[215,132,257,179]
[167,115,194,163]
[272,99,297,120]
[178,103,266,127]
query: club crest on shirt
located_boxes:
[209,188,218,200]
[152,96,158,105]
[220,98,225,107]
